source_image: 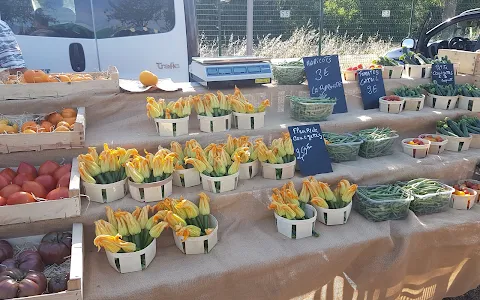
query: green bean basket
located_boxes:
[399,178,455,215]
[324,132,363,162]
[288,96,336,122]
[354,184,414,222]
[353,127,399,158]
[272,61,306,85]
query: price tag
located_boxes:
[431,63,455,86]
[358,69,386,109]
[288,124,333,176]
[303,55,348,114]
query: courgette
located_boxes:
[446,119,466,136]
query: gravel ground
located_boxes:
[444,286,480,300]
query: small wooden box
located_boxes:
[0,158,81,226]
[5,223,84,300]
[0,66,119,100]
[438,49,480,75]
[0,107,85,153]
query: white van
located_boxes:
[0,0,198,82]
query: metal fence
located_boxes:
[196,0,480,59]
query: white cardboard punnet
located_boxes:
[198,114,231,133]
[261,160,296,180]
[200,172,239,193]
[274,204,317,239]
[314,202,352,226]
[404,64,432,78]
[106,239,156,273]
[172,168,201,188]
[458,179,480,202]
[450,188,477,210]
[82,178,128,203]
[401,138,431,159]
[418,134,448,155]
[382,65,403,79]
[437,134,472,152]
[173,215,218,254]
[129,176,173,203]
[379,98,404,114]
[153,116,189,137]
[458,95,480,112]
[239,160,260,180]
[233,112,265,130]
[426,94,458,110]
[402,94,425,111]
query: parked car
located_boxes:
[0,0,198,81]
[386,9,480,62]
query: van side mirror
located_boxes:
[402,38,415,49]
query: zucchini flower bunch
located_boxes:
[229,86,270,114]
[93,206,168,253]
[78,144,138,184]
[186,143,240,177]
[299,177,358,209]
[268,182,319,237]
[151,193,215,240]
[146,96,192,119]
[255,132,295,164]
[169,139,204,170]
[125,149,177,183]
[190,91,231,117]
[225,135,257,163]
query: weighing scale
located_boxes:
[189,57,273,89]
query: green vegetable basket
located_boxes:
[354,185,414,222]
[408,184,454,215]
[324,132,363,162]
[272,64,306,85]
[353,128,399,158]
[288,96,336,122]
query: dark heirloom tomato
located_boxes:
[0,241,13,263]
[0,268,47,299]
[1,250,44,272]
[48,273,69,293]
[38,232,72,265]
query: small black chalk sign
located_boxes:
[357,69,386,110]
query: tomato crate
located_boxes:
[4,223,84,300]
[0,158,80,226]
[0,107,85,153]
[438,49,480,75]
[0,66,119,100]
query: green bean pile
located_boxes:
[355,185,412,222]
[323,132,363,162]
[272,61,305,85]
[288,96,336,122]
[353,127,398,158]
[399,178,453,215]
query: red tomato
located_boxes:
[13,173,36,187]
[7,192,36,205]
[0,196,6,206]
[0,184,22,198]
[22,181,47,199]
[17,162,38,177]
[0,168,16,182]
[38,160,60,176]
[56,173,71,188]
[34,175,57,193]
[53,164,72,182]
[0,175,9,190]
[46,187,69,200]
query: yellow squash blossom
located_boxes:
[341,184,358,203]
[79,162,96,184]
[149,221,169,239]
[288,204,305,219]
[121,212,142,236]
[176,225,201,240]
[115,215,130,237]
[258,99,270,112]
[176,199,199,219]
[125,161,144,183]
[94,220,117,236]
[311,197,329,209]
[94,234,136,253]
[165,211,187,229]
[105,206,118,229]
[319,182,336,202]
[198,192,211,215]
[184,158,207,173]
[299,180,310,203]
[88,147,99,164]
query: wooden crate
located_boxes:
[5,223,84,300]
[0,66,119,100]
[0,107,85,153]
[0,158,81,226]
[438,49,480,75]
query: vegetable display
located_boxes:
[457,84,480,97]
[288,95,336,122]
[146,96,192,119]
[186,142,240,178]
[191,91,231,117]
[124,149,176,184]
[372,57,399,66]
[0,268,47,299]
[381,95,402,102]
[255,133,295,165]
[355,184,413,222]
[94,206,168,253]
[298,177,357,209]
[1,250,44,272]
[37,231,72,265]
[0,108,77,134]
[393,86,423,98]
[399,178,453,214]
[457,116,480,135]
[420,135,444,143]
[399,47,431,65]
[404,138,425,146]
[323,132,363,162]
[272,60,306,85]
[421,83,457,96]
[229,86,270,114]
[436,117,470,137]
[78,144,138,185]
[0,161,71,204]
[457,181,480,191]
[430,56,452,64]
[224,135,257,164]
[1,69,107,84]
[353,127,398,158]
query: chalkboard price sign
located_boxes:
[358,69,386,110]
[288,124,333,176]
[431,63,455,86]
[303,55,348,114]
